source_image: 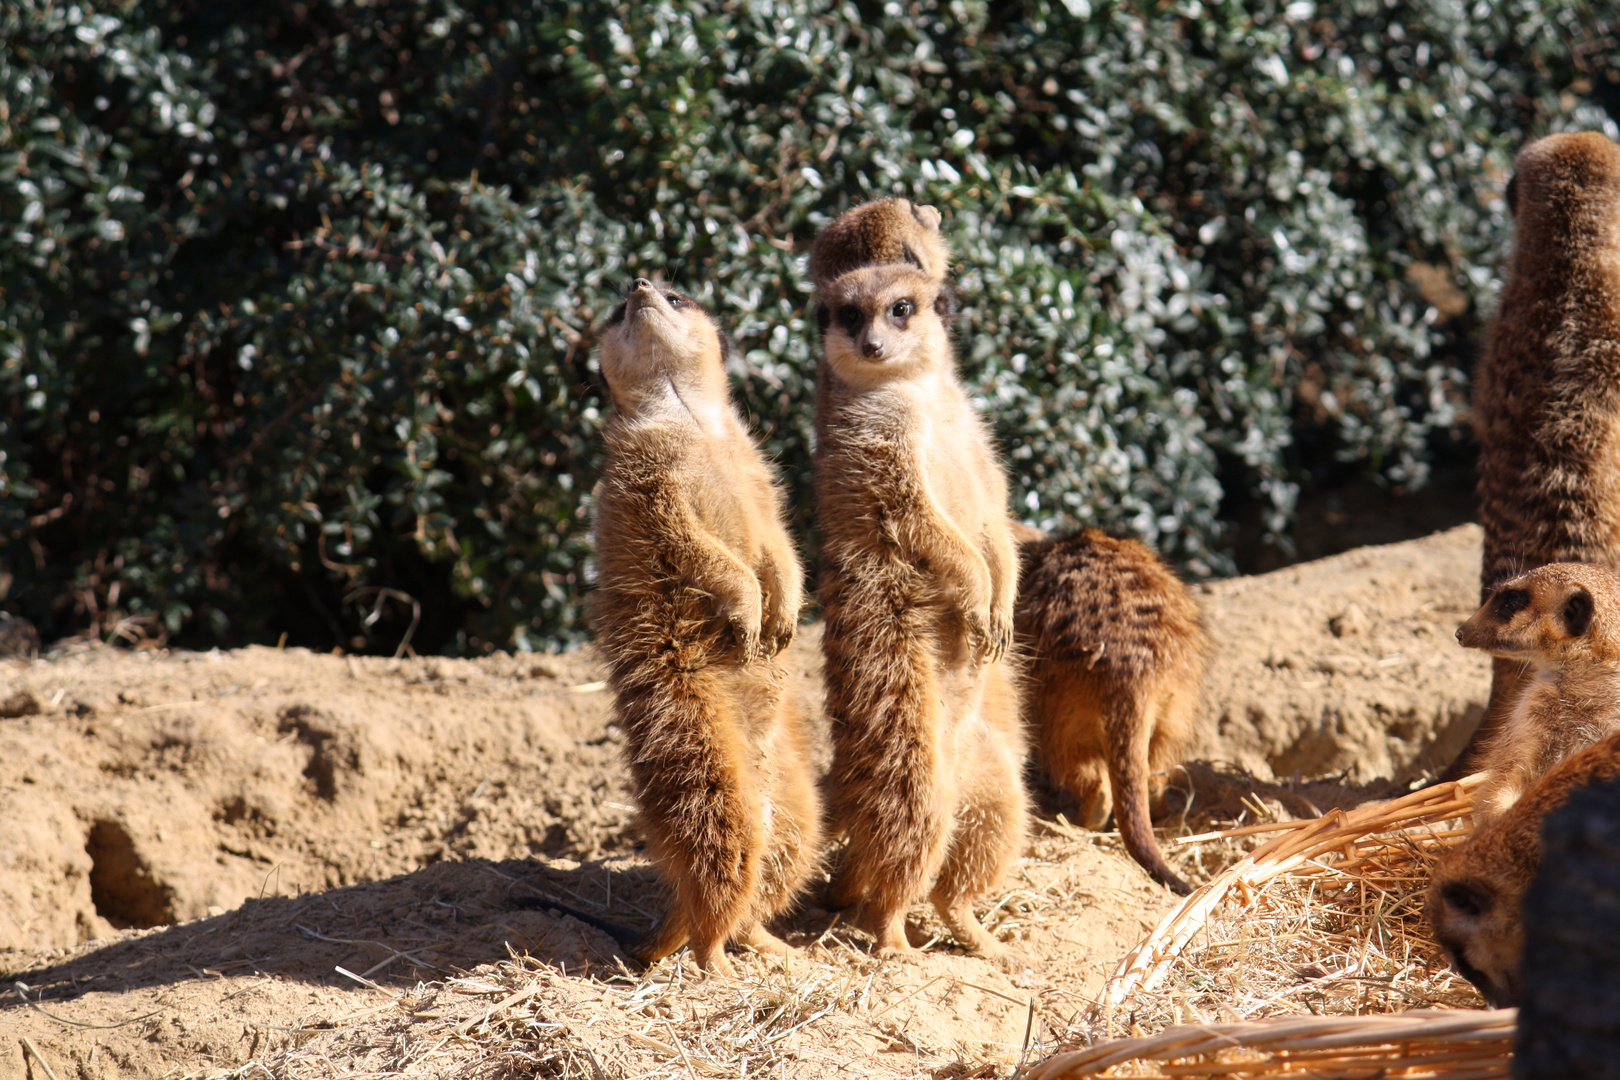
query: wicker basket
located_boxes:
[1022,1007,1515,1079]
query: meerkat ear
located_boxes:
[1504,173,1519,216]
[814,301,829,333]
[1441,881,1493,918]
[1563,588,1594,637]
[933,284,957,320]
[718,329,738,371]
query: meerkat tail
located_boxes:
[1105,697,1191,896]
[510,897,688,961]
[616,666,763,968]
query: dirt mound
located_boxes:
[0,526,1493,1078]
[1193,523,1489,783]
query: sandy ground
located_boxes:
[0,526,1492,1079]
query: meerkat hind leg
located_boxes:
[932,784,1025,960]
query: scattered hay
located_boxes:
[1090,774,1488,1036]
[1021,1008,1515,1079]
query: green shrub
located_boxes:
[2,0,1615,652]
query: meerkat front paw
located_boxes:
[964,607,995,664]
[760,603,797,658]
[985,609,1014,664]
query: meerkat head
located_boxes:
[1504,131,1620,248]
[808,198,951,290]
[1427,731,1620,1007]
[1427,822,1530,1007]
[1455,562,1620,667]
[597,278,730,413]
[815,265,954,390]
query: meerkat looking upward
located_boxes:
[814,262,1027,962]
[590,278,821,975]
[1015,528,1209,895]
[1445,131,1620,781]
[1428,730,1620,1007]
[808,198,951,292]
[1455,562,1620,823]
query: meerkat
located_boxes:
[1015,528,1209,895]
[814,262,1027,962]
[1454,561,1620,823]
[1428,730,1620,1007]
[1444,130,1620,782]
[588,277,822,975]
[807,198,951,292]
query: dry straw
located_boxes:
[1020,1007,1516,1079]
[1097,773,1488,1032]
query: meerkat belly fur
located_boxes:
[813,263,1026,961]
[591,279,821,975]
[1428,730,1620,1007]
[1015,529,1209,895]
[1447,131,1620,781]
[1455,562,1620,823]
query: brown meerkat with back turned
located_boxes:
[1015,528,1210,895]
[1454,561,1620,822]
[589,277,822,975]
[1428,729,1620,1006]
[807,197,951,292]
[814,261,1027,962]
[1444,130,1620,782]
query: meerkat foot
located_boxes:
[938,902,1013,965]
[688,939,739,978]
[868,909,916,957]
[734,922,795,958]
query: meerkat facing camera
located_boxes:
[590,278,821,975]
[814,262,1027,962]
[807,197,951,292]
[1447,131,1620,781]
[1455,562,1620,823]
[1428,730,1620,1007]
[1016,528,1210,895]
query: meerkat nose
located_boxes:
[862,341,885,359]
[632,278,654,291]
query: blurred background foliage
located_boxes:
[2,0,1617,653]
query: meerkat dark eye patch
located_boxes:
[1441,881,1493,918]
[665,292,685,308]
[890,298,914,321]
[1493,588,1531,619]
[1563,588,1594,636]
[838,305,863,333]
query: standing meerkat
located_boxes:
[1015,528,1209,895]
[1428,730,1620,1007]
[1446,130,1620,781]
[1455,562,1620,822]
[815,262,1027,961]
[807,198,951,292]
[589,278,821,975]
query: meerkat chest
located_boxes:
[908,392,993,523]
[688,430,775,552]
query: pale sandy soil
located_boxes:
[0,526,1491,1079]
